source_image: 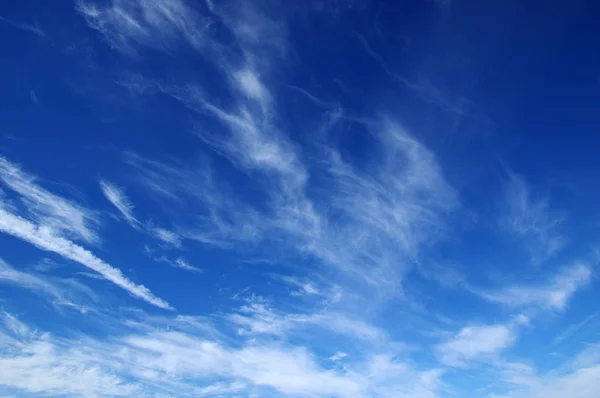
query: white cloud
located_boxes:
[278,275,321,297]
[191,97,305,179]
[173,258,201,273]
[488,344,600,398]
[0,313,138,397]
[130,111,457,293]
[493,361,539,388]
[553,313,598,345]
[29,90,39,105]
[228,303,387,343]
[150,227,181,248]
[494,366,600,398]
[355,32,471,117]
[74,8,458,397]
[0,208,171,310]
[29,1,598,397]
[0,311,443,398]
[196,381,247,396]
[144,247,201,274]
[0,15,44,37]
[436,324,516,366]
[1,312,33,340]
[99,180,186,246]
[232,67,270,104]
[474,263,592,311]
[330,352,348,361]
[76,0,209,55]
[0,258,95,313]
[500,172,566,263]
[125,152,263,247]
[99,179,141,229]
[0,157,100,244]
[82,0,458,298]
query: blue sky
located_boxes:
[1,0,600,397]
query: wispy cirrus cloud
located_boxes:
[0,207,171,309]
[436,323,517,366]
[99,179,141,229]
[0,312,139,397]
[0,258,96,313]
[278,275,321,297]
[355,32,473,117]
[473,263,592,311]
[75,0,461,310]
[419,260,592,315]
[150,226,181,248]
[125,152,264,248]
[553,313,598,345]
[172,257,201,273]
[148,252,202,274]
[99,180,185,250]
[127,120,456,296]
[0,157,100,244]
[0,15,44,37]
[76,0,210,55]
[500,172,566,263]
[227,302,388,344]
[488,344,600,398]
[125,87,457,296]
[0,310,442,398]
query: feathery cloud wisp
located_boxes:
[0,311,444,397]
[150,227,182,248]
[488,344,600,398]
[474,263,592,311]
[0,208,171,309]
[0,15,44,37]
[76,0,209,54]
[0,258,95,313]
[436,323,516,366]
[500,172,566,263]
[173,258,201,273]
[99,179,141,229]
[0,157,100,244]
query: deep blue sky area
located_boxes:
[1,0,600,397]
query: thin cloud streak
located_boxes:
[0,15,44,37]
[173,258,201,273]
[228,302,387,343]
[150,227,182,248]
[473,263,592,311]
[0,312,139,397]
[436,323,516,366]
[355,32,472,116]
[76,0,211,55]
[99,179,141,229]
[500,172,566,263]
[149,253,202,274]
[0,258,95,313]
[553,313,598,345]
[0,208,171,309]
[126,152,264,248]
[0,157,100,244]
[489,343,600,398]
